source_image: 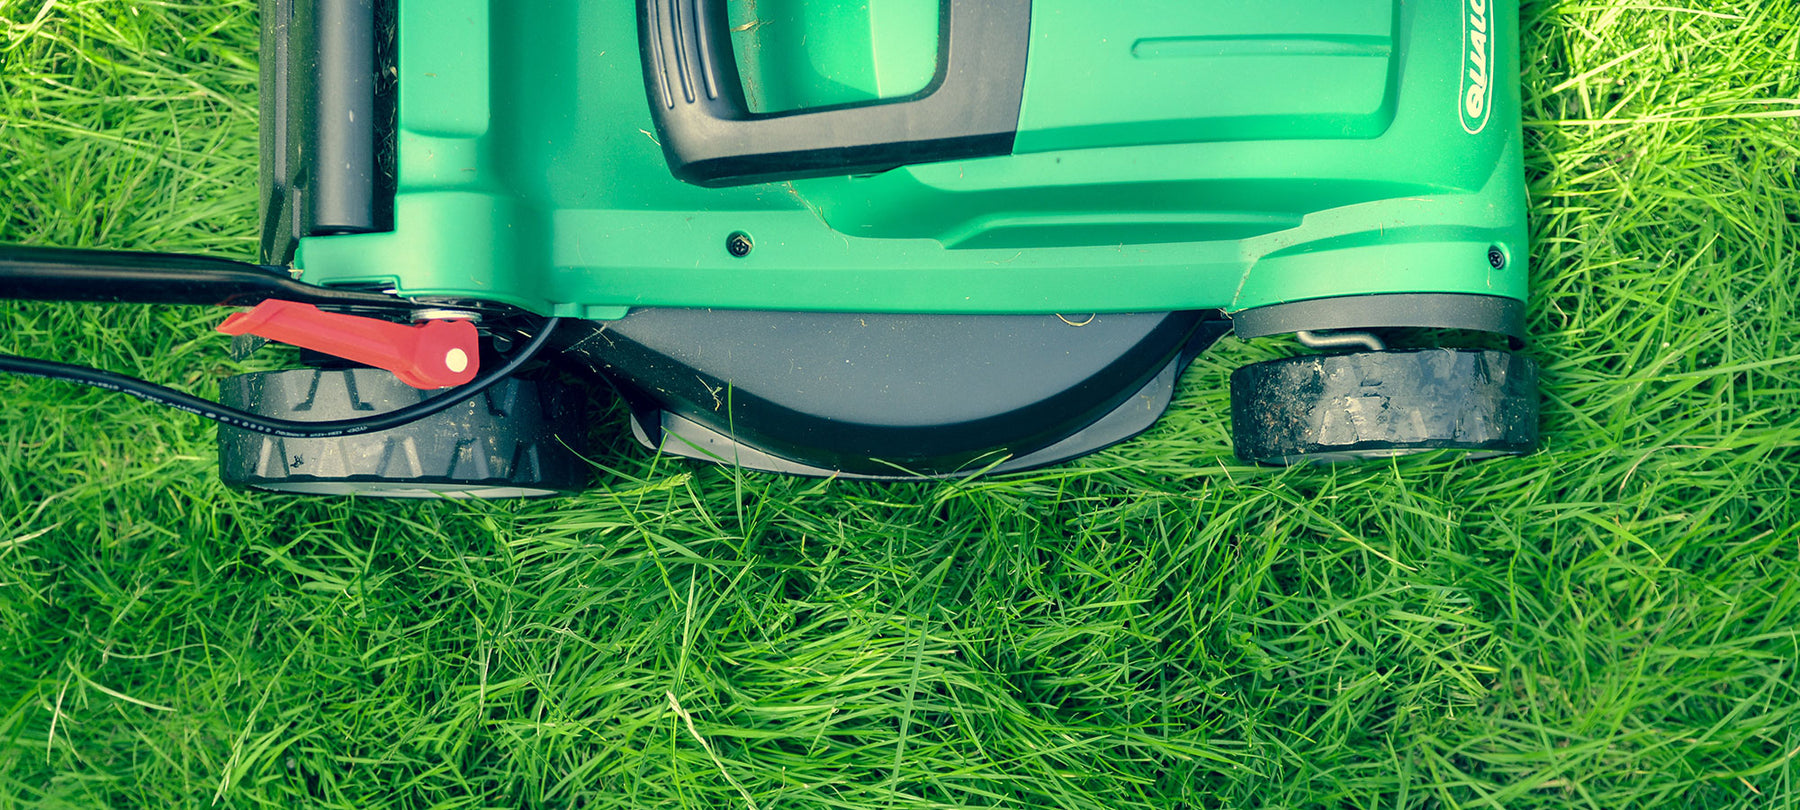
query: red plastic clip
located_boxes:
[218,300,481,389]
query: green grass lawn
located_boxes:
[3,1,1799,807]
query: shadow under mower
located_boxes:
[0,0,1538,497]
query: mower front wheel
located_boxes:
[1229,348,1539,465]
[217,368,591,498]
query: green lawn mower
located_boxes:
[0,0,1538,497]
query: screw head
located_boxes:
[1487,247,1507,269]
[726,231,754,257]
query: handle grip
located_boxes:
[637,0,1030,187]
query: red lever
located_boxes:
[218,300,481,389]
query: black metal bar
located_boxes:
[0,245,405,309]
[304,0,379,234]
[259,0,296,264]
[261,0,396,265]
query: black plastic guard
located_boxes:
[559,310,1227,478]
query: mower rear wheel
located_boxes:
[1229,348,1538,465]
[217,368,590,497]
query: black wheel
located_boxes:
[1229,348,1538,465]
[218,368,591,497]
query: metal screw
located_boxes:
[726,231,754,258]
[1487,247,1506,269]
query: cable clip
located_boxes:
[217,300,481,389]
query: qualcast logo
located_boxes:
[1461,0,1494,134]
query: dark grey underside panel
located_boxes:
[559,309,1227,478]
[633,358,1185,480]
[1230,293,1526,341]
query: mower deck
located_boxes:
[0,0,1538,491]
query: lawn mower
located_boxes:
[0,0,1538,497]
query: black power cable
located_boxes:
[0,318,562,438]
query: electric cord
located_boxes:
[0,317,562,438]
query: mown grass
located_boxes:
[2,1,1798,807]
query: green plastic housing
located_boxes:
[294,0,1525,321]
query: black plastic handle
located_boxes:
[0,246,405,310]
[637,0,1030,187]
